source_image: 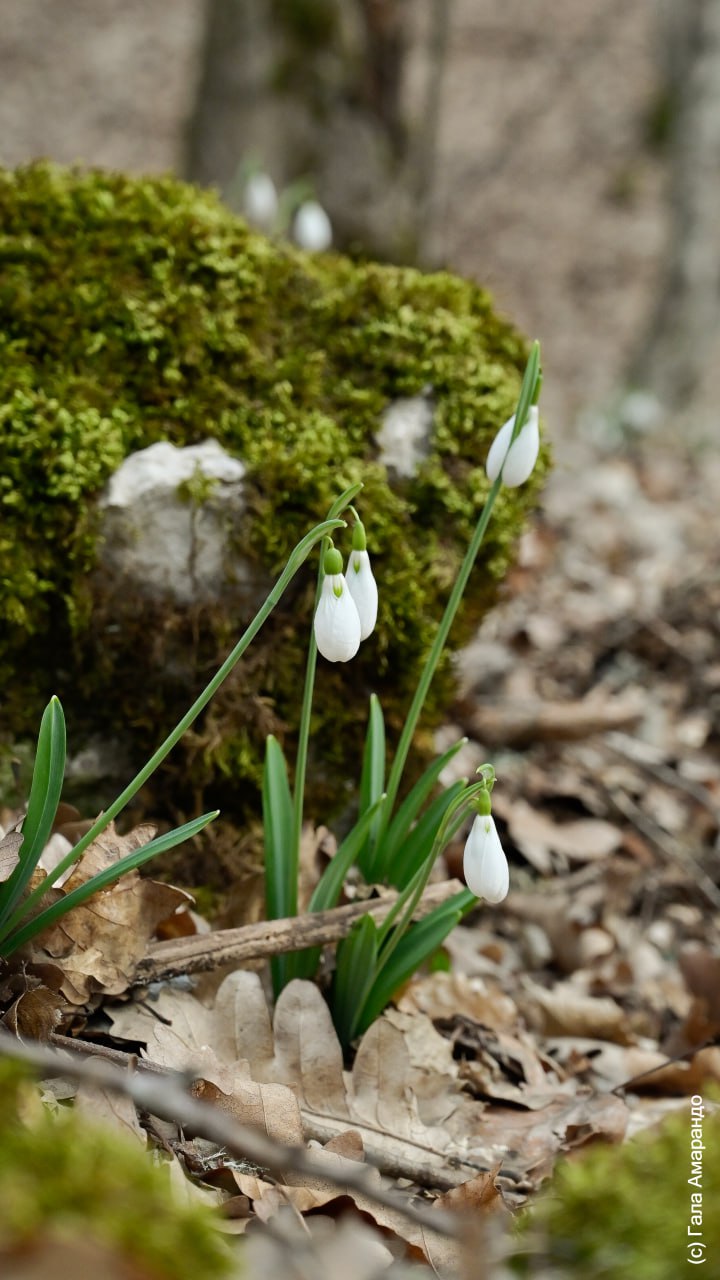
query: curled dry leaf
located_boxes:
[0,830,23,882]
[518,978,634,1044]
[19,822,192,1005]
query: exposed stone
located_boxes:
[98,440,258,605]
[376,389,435,478]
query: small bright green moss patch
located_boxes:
[512,1105,720,1279]
[0,163,547,884]
[0,1063,233,1278]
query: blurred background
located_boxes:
[4,0,715,440]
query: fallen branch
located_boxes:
[0,1029,458,1238]
[49,1034,486,1191]
[136,879,465,985]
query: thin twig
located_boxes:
[49,1033,486,1192]
[136,879,465,985]
[0,1030,458,1238]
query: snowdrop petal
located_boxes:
[346,549,378,641]
[243,172,279,229]
[486,405,540,487]
[463,814,509,903]
[294,200,333,252]
[314,574,361,662]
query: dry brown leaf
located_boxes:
[1,983,64,1040]
[434,1162,510,1217]
[518,978,634,1044]
[75,1083,147,1144]
[108,969,626,1200]
[235,1145,462,1272]
[496,797,623,870]
[398,970,522,1031]
[22,822,191,1004]
[242,1210,395,1280]
[0,829,23,882]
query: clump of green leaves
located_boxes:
[264,347,542,1047]
[0,514,344,958]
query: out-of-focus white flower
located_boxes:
[293,200,333,252]
[486,404,540,487]
[463,812,509,903]
[243,172,279,229]
[314,572,361,662]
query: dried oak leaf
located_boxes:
[0,830,23,882]
[23,822,191,1004]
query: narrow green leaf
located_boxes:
[356,892,473,1034]
[292,795,387,983]
[0,811,219,955]
[381,737,467,868]
[386,781,466,889]
[332,914,379,1049]
[0,696,66,930]
[262,735,295,995]
[309,795,387,915]
[356,694,386,881]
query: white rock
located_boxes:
[99,439,258,605]
[376,391,434,478]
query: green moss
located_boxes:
[0,1063,233,1278]
[0,162,547,885]
[512,1105,720,1278]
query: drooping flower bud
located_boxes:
[314,546,361,662]
[243,172,279,230]
[293,200,333,252]
[486,404,540,488]
[346,521,378,641]
[463,791,509,903]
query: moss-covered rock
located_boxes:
[0,162,546,887]
[0,1063,233,1278]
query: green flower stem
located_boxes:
[378,340,541,839]
[0,516,346,944]
[289,485,363,904]
[376,781,485,959]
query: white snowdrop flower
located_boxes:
[243,172,279,230]
[347,549,378,640]
[294,200,333,252]
[345,521,378,641]
[486,404,540,487]
[463,812,509,903]
[314,548,361,662]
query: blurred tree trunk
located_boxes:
[185,0,449,261]
[633,0,720,408]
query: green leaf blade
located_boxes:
[332,914,379,1049]
[381,737,467,868]
[0,696,66,931]
[262,735,296,995]
[1,810,219,955]
[356,694,386,881]
[357,891,473,1034]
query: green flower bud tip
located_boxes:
[477,787,492,816]
[352,520,367,552]
[324,545,344,576]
